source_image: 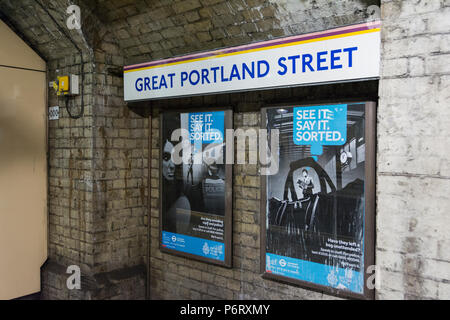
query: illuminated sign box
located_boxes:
[124,21,381,101]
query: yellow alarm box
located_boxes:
[54,75,79,96]
[57,76,69,93]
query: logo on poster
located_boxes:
[327,269,338,287]
[172,235,177,242]
[203,242,210,255]
[266,255,277,269]
[279,259,287,267]
[345,268,353,281]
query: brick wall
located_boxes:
[39,27,150,298]
[43,50,96,299]
[85,0,379,65]
[0,0,152,300]
[376,0,450,299]
[42,28,150,299]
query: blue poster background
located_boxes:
[266,253,364,293]
[188,111,224,144]
[293,104,347,156]
[162,231,225,261]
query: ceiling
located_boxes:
[0,0,379,64]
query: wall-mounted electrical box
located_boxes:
[51,74,79,96]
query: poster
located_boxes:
[263,103,373,297]
[160,110,232,266]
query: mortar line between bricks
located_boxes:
[378,171,450,180]
[381,73,450,79]
[377,250,450,266]
[376,266,450,284]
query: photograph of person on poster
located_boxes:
[161,139,191,235]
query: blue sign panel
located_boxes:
[266,253,364,294]
[293,104,347,156]
[188,111,225,144]
[162,231,225,261]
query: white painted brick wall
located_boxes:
[378,0,450,299]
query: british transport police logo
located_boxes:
[202,242,210,255]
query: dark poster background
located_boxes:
[264,103,366,294]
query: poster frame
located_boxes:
[159,108,233,268]
[259,101,376,300]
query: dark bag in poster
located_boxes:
[267,157,364,267]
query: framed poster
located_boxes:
[261,102,376,299]
[160,109,233,267]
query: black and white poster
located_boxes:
[263,103,373,297]
[160,110,232,265]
